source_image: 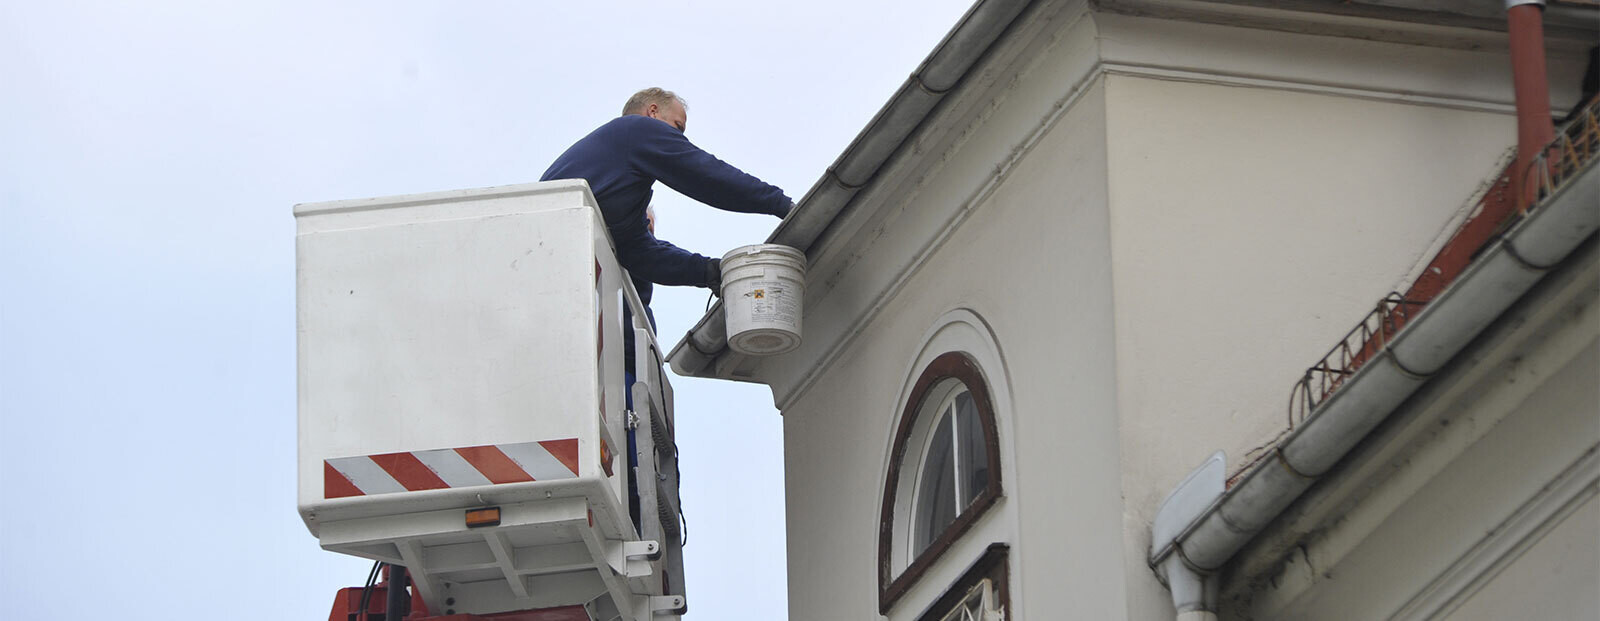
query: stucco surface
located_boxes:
[781,80,1124,619]
[1102,74,1520,619]
[1443,496,1600,621]
[1260,338,1598,619]
[773,6,1582,619]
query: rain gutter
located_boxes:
[1147,150,1599,616]
[667,0,1035,377]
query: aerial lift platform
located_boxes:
[296,181,686,620]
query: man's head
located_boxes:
[622,87,688,133]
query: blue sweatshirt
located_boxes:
[542,114,791,366]
[541,114,792,297]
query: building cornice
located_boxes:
[1098,0,1599,48]
[666,1,1590,408]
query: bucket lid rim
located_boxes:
[721,243,806,261]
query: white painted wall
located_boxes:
[780,78,1124,619]
[770,5,1592,620]
[1102,73,1521,620]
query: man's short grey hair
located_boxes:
[622,88,687,116]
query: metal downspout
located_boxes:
[1508,0,1557,208]
[1151,453,1226,621]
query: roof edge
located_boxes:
[668,0,1037,378]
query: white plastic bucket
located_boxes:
[721,244,806,356]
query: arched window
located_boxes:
[879,351,1003,613]
[911,377,990,556]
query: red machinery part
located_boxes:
[326,585,416,621]
[327,581,592,621]
[400,609,592,621]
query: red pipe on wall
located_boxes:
[1506,0,1557,209]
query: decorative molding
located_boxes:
[879,351,1006,613]
[773,6,1103,409]
[1101,62,1518,115]
[874,308,1019,619]
[1097,0,1599,47]
[772,7,1533,409]
[1388,445,1600,620]
[775,53,1520,409]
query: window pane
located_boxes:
[955,390,988,509]
[914,406,957,555]
[938,579,995,621]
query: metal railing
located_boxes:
[1287,294,1426,425]
[1523,101,1600,209]
[1287,97,1600,427]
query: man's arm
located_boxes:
[613,225,720,288]
[629,119,793,219]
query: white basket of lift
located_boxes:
[296,180,685,619]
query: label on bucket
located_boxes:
[746,280,799,325]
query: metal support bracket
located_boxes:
[605,540,660,577]
[650,595,688,615]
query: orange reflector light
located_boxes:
[465,507,501,528]
[600,438,615,477]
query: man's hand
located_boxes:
[704,258,723,294]
[775,201,795,219]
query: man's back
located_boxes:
[543,114,790,247]
[543,115,667,236]
[542,102,790,296]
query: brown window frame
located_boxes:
[916,543,1010,621]
[878,351,1004,614]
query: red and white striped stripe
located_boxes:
[324,439,581,499]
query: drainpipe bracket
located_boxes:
[1502,237,1561,271]
[827,168,868,191]
[683,330,722,358]
[1384,347,1436,382]
[914,74,956,96]
[1274,446,1317,480]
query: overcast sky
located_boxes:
[0,1,978,619]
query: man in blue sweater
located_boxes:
[543,88,792,533]
[542,87,792,321]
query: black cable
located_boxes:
[358,561,381,614]
[356,560,381,620]
[680,503,689,548]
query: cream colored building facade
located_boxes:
[668,1,1598,619]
